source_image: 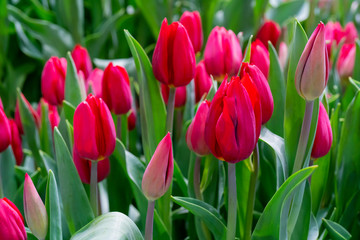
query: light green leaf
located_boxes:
[266,0,309,25]
[45,170,62,240]
[65,52,85,107]
[0,147,17,199]
[322,219,351,240]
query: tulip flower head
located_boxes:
[37,98,60,131]
[127,108,137,131]
[256,20,281,48]
[0,198,27,240]
[179,11,203,53]
[15,94,40,135]
[142,133,174,201]
[194,61,212,103]
[9,119,23,165]
[87,68,104,98]
[336,43,355,79]
[71,44,93,81]
[250,39,270,79]
[0,102,11,153]
[161,84,187,108]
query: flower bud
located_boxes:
[23,173,48,240]
[102,63,132,115]
[0,102,11,153]
[37,98,60,130]
[295,22,329,101]
[0,197,27,240]
[337,43,355,80]
[41,56,67,106]
[71,44,93,81]
[186,100,211,156]
[87,68,104,98]
[127,108,137,131]
[311,102,332,159]
[9,119,23,165]
[15,94,40,135]
[73,94,116,161]
[250,39,270,79]
[179,11,203,53]
[256,20,281,48]
[204,26,242,81]
[142,133,173,201]
[152,18,196,87]
[161,84,187,108]
[194,61,212,103]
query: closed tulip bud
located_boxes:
[142,133,173,201]
[127,109,137,131]
[71,45,93,80]
[204,26,242,81]
[73,150,110,184]
[0,104,11,153]
[311,103,333,159]
[179,11,203,53]
[73,94,116,161]
[102,63,132,115]
[37,99,60,130]
[278,42,288,70]
[9,120,23,165]
[0,197,27,240]
[194,61,212,103]
[15,94,40,135]
[337,43,355,79]
[205,76,257,163]
[256,20,281,48]
[161,84,187,108]
[250,39,270,79]
[241,62,273,124]
[186,100,211,156]
[343,22,358,44]
[41,57,67,106]
[23,174,48,240]
[295,22,329,101]
[153,18,196,87]
[87,68,104,98]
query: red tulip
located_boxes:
[256,20,281,48]
[179,11,203,53]
[142,133,173,200]
[194,61,212,103]
[152,18,196,87]
[87,68,104,98]
[250,39,270,79]
[161,84,187,108]
[9,120,23,165]
[311,103,333,159]
[0,197,27,240]
[15,94,40,135]
[0,102,11,153]
[71,44,93,81]
[37,98,60,130]
[204,26,242,81]
[0,98,3,109]
[102,63,132,115]
[73,94,116,161]
[127,109,137,131]
[337,43,356,79]
[41,56,67,106]
[205,76,257,163]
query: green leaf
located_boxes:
[63,100,76,125]
[133,0,162,38]
[252,166,317,239]
[200,0,220,38]
[53,128,94,234]
[266,0,309,25]
[223,0,254,37]
[322,219,351,240]
[45,170,62,240]
[243,35,253,63]
[352,39,360,81]
[172,196,227,240]
[65,52,85,107]
[70,212,143,240]
[39,101,54,156]
[0,147,17,199]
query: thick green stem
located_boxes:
[145,201,155,240]
[227,163,237,240]
[166,87,176,133]
[90,161,98,216]
[194,156,203,201]
[116,115,121,139]
[293,101,314,173]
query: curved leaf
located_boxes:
[65,52,85,108]
[45,170,62,240]
[323,219,351,240]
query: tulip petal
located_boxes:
[152,19,170,85]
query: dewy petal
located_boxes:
[152,19,170,85]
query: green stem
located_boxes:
[194,156,203,201]
[166,87,176,133]
[227,163,237,240]
[145,201,155,240]
[116,115,121,140]
[293,101,314,173]
[90,161,98,216]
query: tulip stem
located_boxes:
[116,116,121,140]
[90,161,98,216]
[0,165,3,198]
[194,156,203,201]
[227,163,237,240]
[145,200,155,240]
[293,101,314,173]
[166,87,176,133]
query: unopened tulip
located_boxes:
[15,94,40,135]
[295,22,329,101]
[71,45,93,80]
[73,150,110,184]
[204,26,242,81]
[343,22,358,44]
[161,84,187,108]
[0,103,11,152]
[127,109,137,131]
[102,63,132,115]
[9,120,23,165]
[250,39,270,79]
[186,100,211,156]
[87,68,104,98]
[73,94,116,161]
[37,98,60,130]
[205,76,257,163]
[194,61,212,103]
[41,56,67,106]
[256,20,281,48]
[152,18,196,87]
[311,103,333,158]
[23,174,48,240]
[337,43,355,79]
[142,133,173,201]
[179,11,203,53]
[0,198,27,240]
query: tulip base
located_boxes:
[227,163,237,240]
[145,200,155,240]
[90,161,98,216]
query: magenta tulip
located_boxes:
[337,43,356,79]
[127,108,137,131]
[9,120,23,165]
[0,197,27,240]
[194,61,212,103]
[250,39,270,79]
[71,44,93,81]
[87,68,104,98]
[179,11,203,53]
[0,101,11,153]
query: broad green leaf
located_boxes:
[45,170,62,240]
[172,196,227,240]
[70,212,143,240]
[339,191,360,229]
[0,147,17,199]
[352,39,360,80]
[308,214,319,240]
[252,166,317,239]
[65,52,85,107]
[243,35,253,63]
[53,128,94,234]
[323,219,351,240]
[39,101,54,156]
[13,22,44,60]
[266,0,309,25]
[62,100,76,125]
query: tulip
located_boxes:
[256,20,281,48]
[204,26,242,81]
[37,98,60,130]
[0,197,27,240]
[205,76,257,163]
[142,133,173,201]
[15,94,40,135]
[87,68,104,98]
[161,84,187,108]
[311,102,333,159]
[71,44,93,81]
[295,22,329,101]
[127,109,137,131]
[9,120,23,165]
[186,100,211,156]
[41,56,67,106]
[23,173,48,240]
[337,43,356,79]
[73,94,116,161]
[0,103,11,153]
[73,150,110,184]
[194,61,212,103]
[343,22,358,44]
[278,42,288,70]
[102,63,132,115]
[250,39,270,79]
[179,11,203,53]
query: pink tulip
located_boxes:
[9,119,23,165]
[337,43,356,79]
[0,100,11,153]
[37,98,60,130]
[0,197,27,240]
[343,22,358,44]
[256,20,281,48]
[161,84,187,108]
[87,68,104,98]
[250,39,270,79]
[194,61,212,103]
[71,44,93,81]
[179,11,203,53]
